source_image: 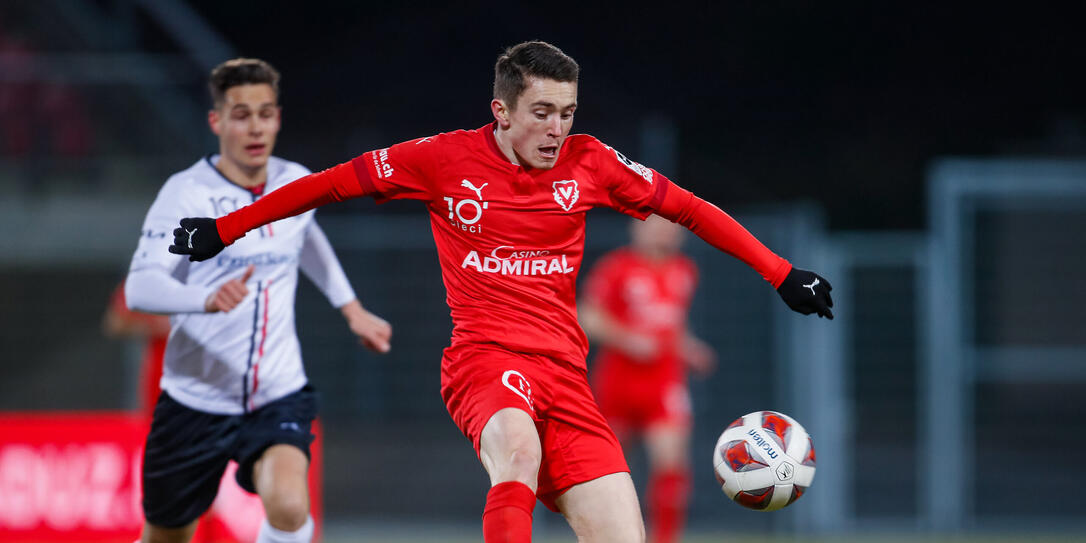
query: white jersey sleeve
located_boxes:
[299,220,357,308]
[126,174,216,313]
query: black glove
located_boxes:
[168,217,225,262]
[776,267,834,319]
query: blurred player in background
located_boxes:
[168,42,832,542]
[580,215,715,543]
[103,280,170,419]
[125,58,392,543]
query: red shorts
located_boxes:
[441,343,628,511]
[592,366,691,433]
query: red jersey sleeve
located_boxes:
[656,181,791,287]
[351,136,442,203]
[588,138,669,219]
[217,160,372,244]
[216,136,442,244]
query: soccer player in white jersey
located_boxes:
[124,58,392,543]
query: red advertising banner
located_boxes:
[0,412,322,543]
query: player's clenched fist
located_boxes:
[205,265,254,313]
[169,217,226,262]
[776,267,834,319]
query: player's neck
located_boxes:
[492,126,522,167]
[215,155,268,189]
[635,247,671,265]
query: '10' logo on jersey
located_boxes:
[444,179,488,234]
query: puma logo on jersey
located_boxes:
[461,179,488,200]
[185,228,198,249]
[803,278,820,295]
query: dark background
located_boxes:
[176,2,1086,230]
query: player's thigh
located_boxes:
[644,420,692,470]
[234,385,317,494]
[555,472,644,543]
[140,520,197,543]
[251,443,310,529]
[142,393,235,529]
[442,345,549,487]
[252,443,310,497]
[479,407,543,488]
[534,362,630,510]
[140,520,198,543]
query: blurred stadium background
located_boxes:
[2,1,1085,542]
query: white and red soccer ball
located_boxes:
[712,410,816,511]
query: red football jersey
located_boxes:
[583,247,698,380]
[352,123,667,367]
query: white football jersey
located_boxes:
[126,155,356,414]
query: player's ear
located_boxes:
[208,109,222,135]
[491,99,511,129]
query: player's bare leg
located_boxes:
[140,520,197,543]
[644,422,692,543]
[480,407,543,489]
[555,471,645,543]
[479,407,542,542]
[252,444,313,542]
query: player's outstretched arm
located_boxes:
[654,181,834,319]
[297,222,393,353]
[681,332,716,376]
[168,161,371,261]
[104,283,171,337]
[340,299,393,353]
[578,301,658,361]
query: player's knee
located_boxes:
[650,450,688,471]
[598,516,645,543]
[142,521,197,543]
[617,521,647,543]
[570,513,645,543]
[506,446,542,481]
[263,491,309,531]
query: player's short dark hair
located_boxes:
[208,58,280,107]
[493,41,579,109]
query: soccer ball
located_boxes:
[712,410,816,511]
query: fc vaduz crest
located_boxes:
[552,180,579,211]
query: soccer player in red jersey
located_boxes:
[170,41,833,542]
[103,280,170,420]
[580,215,715,543]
